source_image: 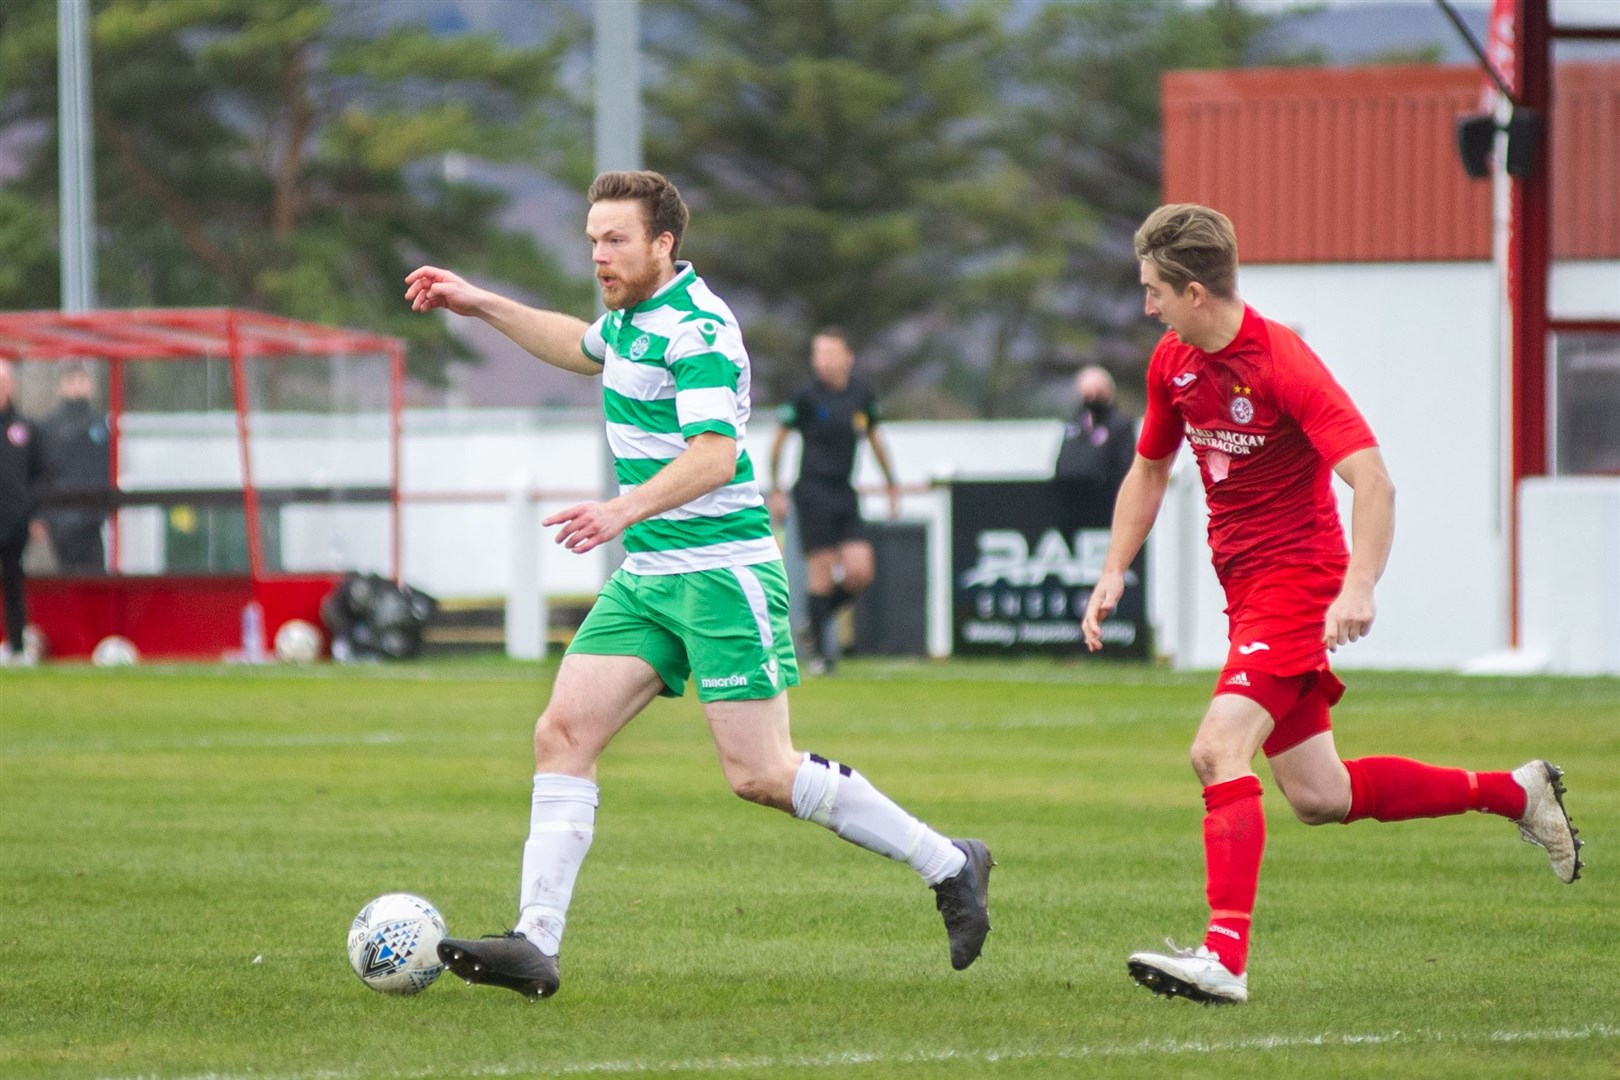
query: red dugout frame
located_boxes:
[0,308,406,660]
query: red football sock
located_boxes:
[1201,774,1264,976]
[1342,756,1526,823]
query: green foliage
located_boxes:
[988,0,1327,416]
[1,660,1617,1078]
[649,0,1322,417]
[647,0,1018,409]
[0,0,592,384]
[1,0,1369,408]
[0,191,58,306]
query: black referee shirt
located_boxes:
[779,377,881,489]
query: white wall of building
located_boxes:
[1520,476,1620,674]
[1551,260,1620,320]
[1238,261,1508,670]
[114,413,1068,604]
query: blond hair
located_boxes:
[587,170,690,260]
[1133,204,1239,299]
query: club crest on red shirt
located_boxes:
[1229,397,1254,424]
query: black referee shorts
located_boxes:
[791,481,866,553]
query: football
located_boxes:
[274,618,323,663]
[91,634,139,667]
[346,893,448,995]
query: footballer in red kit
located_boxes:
[1082,204,1582,1006]
[1139,305,1377,590]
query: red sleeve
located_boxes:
[1135,334,1184,461]
[1267,322,1378,466]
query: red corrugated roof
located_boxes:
[1163,62,1620,264]
[0,308,401,361]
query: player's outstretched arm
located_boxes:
[1323,446,1395,650]
[404,266,599,376]
[1082,452,1173,651]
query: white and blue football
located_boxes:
[346,893,447,995]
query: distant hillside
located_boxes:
[1260,1,1489,66]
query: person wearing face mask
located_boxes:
[1052,365,1136,528]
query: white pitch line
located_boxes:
[1,730,519,755]
[97,1022,1620,1080]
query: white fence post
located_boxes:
[923,481,953,659]
[506,475,546,661]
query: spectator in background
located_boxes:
[0,360,45,664]
[41,364,111,575]
[1052,365,1136,530]
[768,328,900,674]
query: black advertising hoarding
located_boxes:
[951,480,1150,658]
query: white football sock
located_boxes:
[790,752,966,886]
[513,773,598,956]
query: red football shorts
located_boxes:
[1215,565,1348,757]
[1213,666,1346,757]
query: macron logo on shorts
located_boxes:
[701,674,750,689]
[1237,641,1270,656]
[1225,671,1251,687]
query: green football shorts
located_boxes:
[567,560,801,702]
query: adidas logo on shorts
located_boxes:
[1225,671,1251,687]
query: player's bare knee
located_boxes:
[1288,791,1350,826]
[532,710,583,764]
[1188,741,1232,785]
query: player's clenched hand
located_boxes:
[1323,580,1376,651]
[404,266,488,317]
[1081,570,1126,652]
[544,500,631,554]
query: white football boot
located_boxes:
[1127,940,1248,1005]
[1512,760,1583,883]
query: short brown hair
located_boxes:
[812,326,852,349]
[1133,204,1239,299]
[587,170,690,260]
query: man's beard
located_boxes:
[601,263,664,310]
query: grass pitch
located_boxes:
[2,658,1615,1079]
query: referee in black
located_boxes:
[0,360,44,665]
[768,328,899,674]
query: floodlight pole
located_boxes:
[593,0,642,574]
[57,0,96,312]
[594,0,642,175]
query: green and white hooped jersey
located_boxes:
[581,262,777,575]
